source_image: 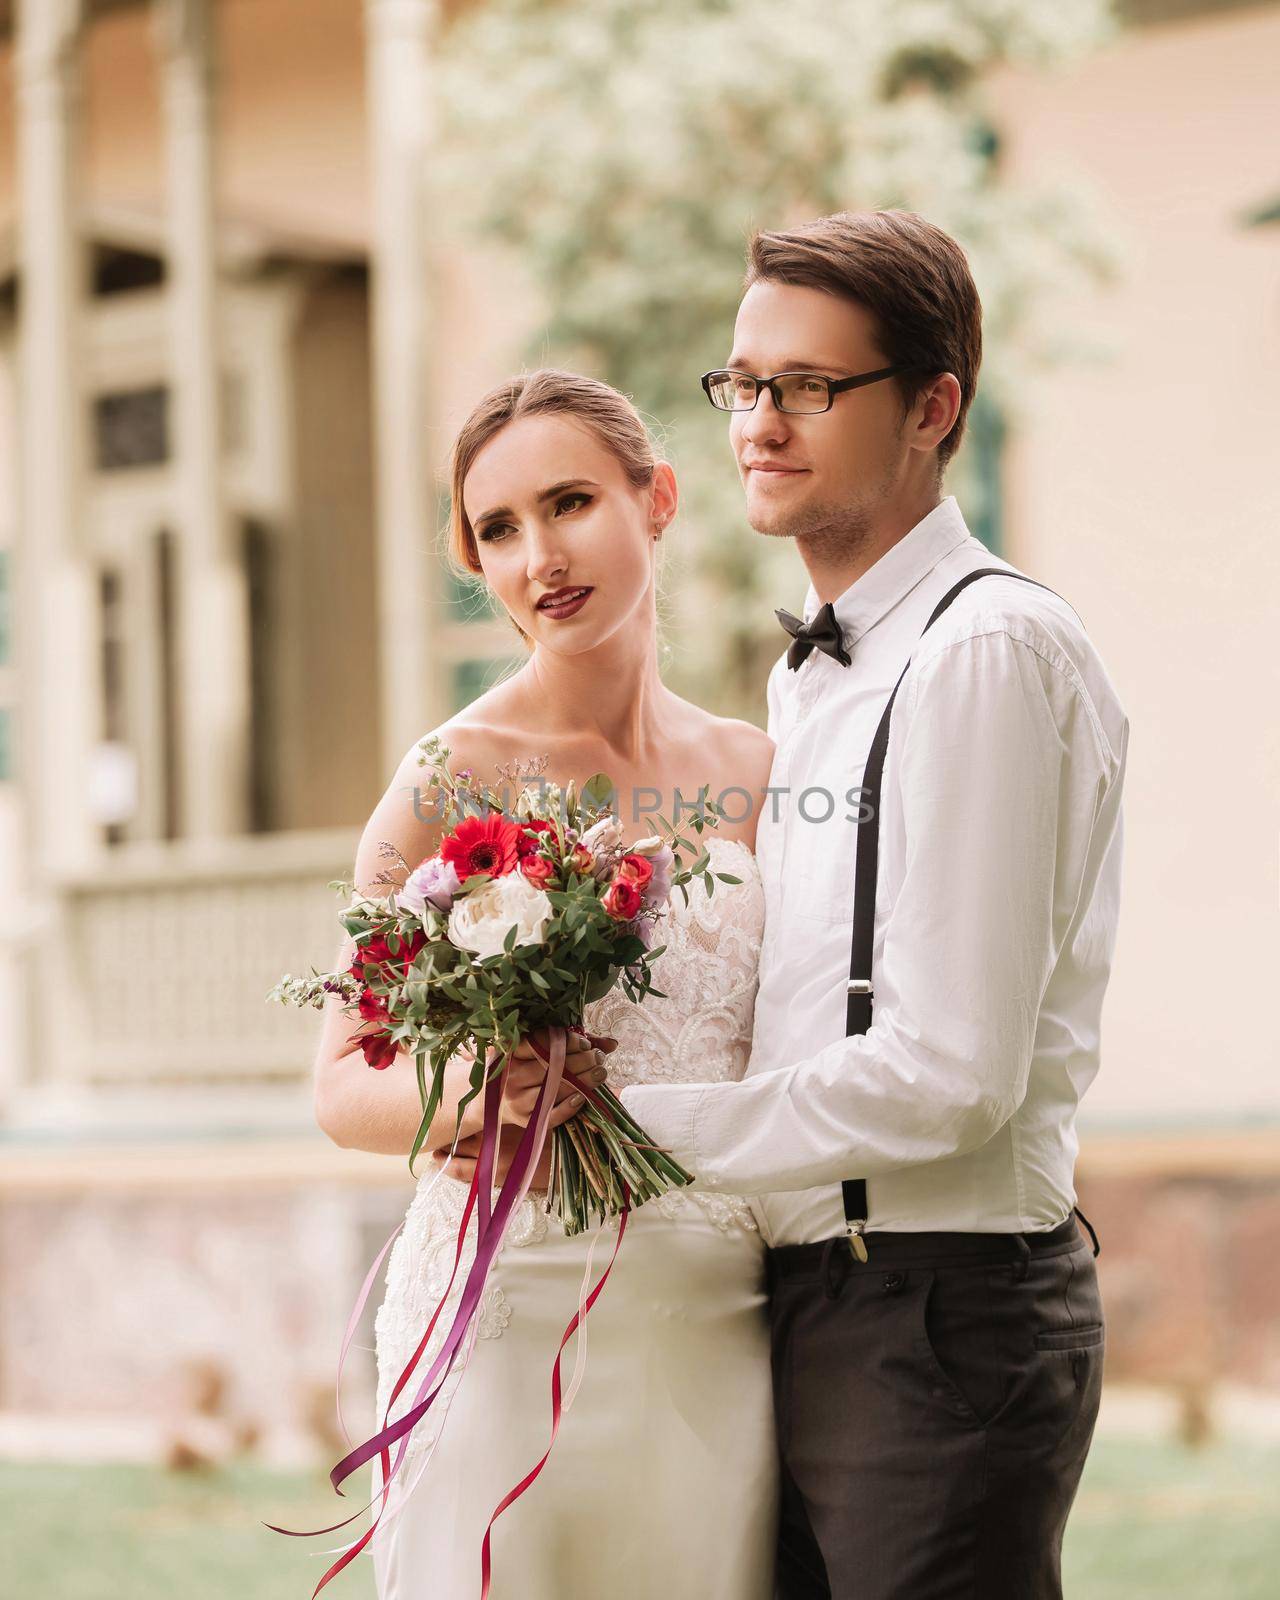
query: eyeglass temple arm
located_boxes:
[827,364,913,395]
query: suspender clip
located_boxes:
[846,978,873,996]
[846,1219,869,1263]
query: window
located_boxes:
[94,386,169,471]
[91,244,165,297]
[243,519,279,833]
[154,530,180,840]
[99,565,126,741]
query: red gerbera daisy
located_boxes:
[440,812,523,880]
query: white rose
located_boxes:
[346,890,391,916]
[579,814,624,879]
[627,835,666,857]
[579,814,623,855]
[446,872,553,961]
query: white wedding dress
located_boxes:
[370,836,778,1599]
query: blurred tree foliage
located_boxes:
[437,0,1123,720]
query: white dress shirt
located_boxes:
[621,495,1129,1247]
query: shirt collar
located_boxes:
[802,495,973,645]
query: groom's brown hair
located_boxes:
[745,209,983,470]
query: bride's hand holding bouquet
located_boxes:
[435,1028,619,1189]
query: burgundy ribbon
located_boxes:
[479,1185,630,1598]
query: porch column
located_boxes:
[155,0,252,838]
[14,0,97,873]
[365,0,445,772]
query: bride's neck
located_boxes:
[515,632,671,764]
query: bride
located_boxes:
[312,369,779,1598]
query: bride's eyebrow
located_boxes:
[473,479,600,529]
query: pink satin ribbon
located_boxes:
[265,1026,579,1596]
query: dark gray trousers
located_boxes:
[767,1218,1104,1600]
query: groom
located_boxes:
[619,210,1129,1599]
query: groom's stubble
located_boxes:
[743,449,903,572]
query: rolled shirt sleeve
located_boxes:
[620,628,1115,1195]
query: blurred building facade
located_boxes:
[0,0,1276,1459]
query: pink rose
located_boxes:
[566,843,595,876]
[615,852,655,889]
[520,853,556,888]
[603,875,643,921]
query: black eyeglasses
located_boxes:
[701,364,915,415]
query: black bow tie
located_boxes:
[775,602,852,671]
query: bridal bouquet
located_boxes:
[264,737,742,1598]
[271,733,738,1234]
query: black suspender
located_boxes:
[841,567,1077,1259]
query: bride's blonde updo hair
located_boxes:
[446,368,663,645]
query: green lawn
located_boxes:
[1062,1437,1280,1600]
[2,1437,1278,1598]
[1,1457,377,1600]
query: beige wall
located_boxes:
[989,7,1280,1124]
[0,0,372,247]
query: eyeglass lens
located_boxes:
[706,372,832,413]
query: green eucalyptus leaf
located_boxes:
[580,772,618,812]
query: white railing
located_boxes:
[47,828,359,1089]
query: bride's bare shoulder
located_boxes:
[395,673,549,784]
[665,699,774,844]
[352,699,542,896]
[675,699,773,775]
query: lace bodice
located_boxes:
[582,834,762,1088]
[373,837,764,1461]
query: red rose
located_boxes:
[520,854,556,887]
[358,987,390,1026]
[361,1030,399,1070]
[397,927,427,965]
[350,927,426,981]
[350,932,389,978]
[603,875,643,921]
[348,927,423,1071]
[441,813,523,880]
[517,819,557,858]
[615,852,655,888]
